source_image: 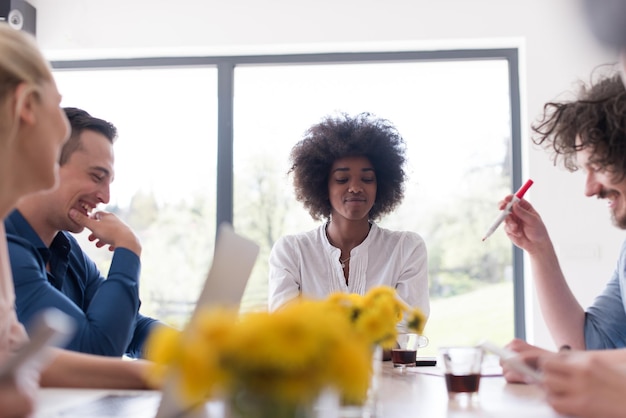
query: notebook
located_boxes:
[46,223,260,418]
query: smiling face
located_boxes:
[577,144,626,228]
[327,156,377,223]
[47,130,115,233]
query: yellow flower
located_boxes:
[324,285,426,348]
[145,285,426,408]
[145,326,181,387]
[407,307,427,335]
[178,331,221,402]
[324,335,372,404]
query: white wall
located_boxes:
[29,0,626,349]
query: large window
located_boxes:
[53,67,218,326]
[52,49,522,353]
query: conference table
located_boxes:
[34,359,562,418]
[374,363,560,417]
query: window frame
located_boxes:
[51,48,524,338]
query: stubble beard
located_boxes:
[612,209,626,229]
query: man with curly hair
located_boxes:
[268,113,429,329]
[509,74,626,351]
[491,4,626,417]
[500,73,626,414]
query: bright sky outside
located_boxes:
[54,60,508,214]
[53,68,218,209]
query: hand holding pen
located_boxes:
[482,179,534,241]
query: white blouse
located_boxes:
[268,222,430,322]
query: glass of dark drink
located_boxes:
[438,346,484,403]
[391,333,428,371]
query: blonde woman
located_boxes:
[0,24,152,417]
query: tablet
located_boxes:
[478,340,542,383]
[0,308,75,379]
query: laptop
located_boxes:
[44,223,260,418]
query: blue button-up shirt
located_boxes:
[585,239,626,349]
[5,209,159,358]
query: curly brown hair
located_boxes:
[532,73,626,179]
[289,112,407,221]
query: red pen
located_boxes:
[482,179,534,241]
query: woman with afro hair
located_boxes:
[268,112,429,328]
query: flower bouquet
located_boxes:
[146,285,425,418]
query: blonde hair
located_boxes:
[0,23,52,142]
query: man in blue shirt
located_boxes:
[5,107,161,358]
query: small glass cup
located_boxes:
[438,346,483,403]
[391,333,429,371]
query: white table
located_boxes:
[377,364,560,417]
[35,362,562,417]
